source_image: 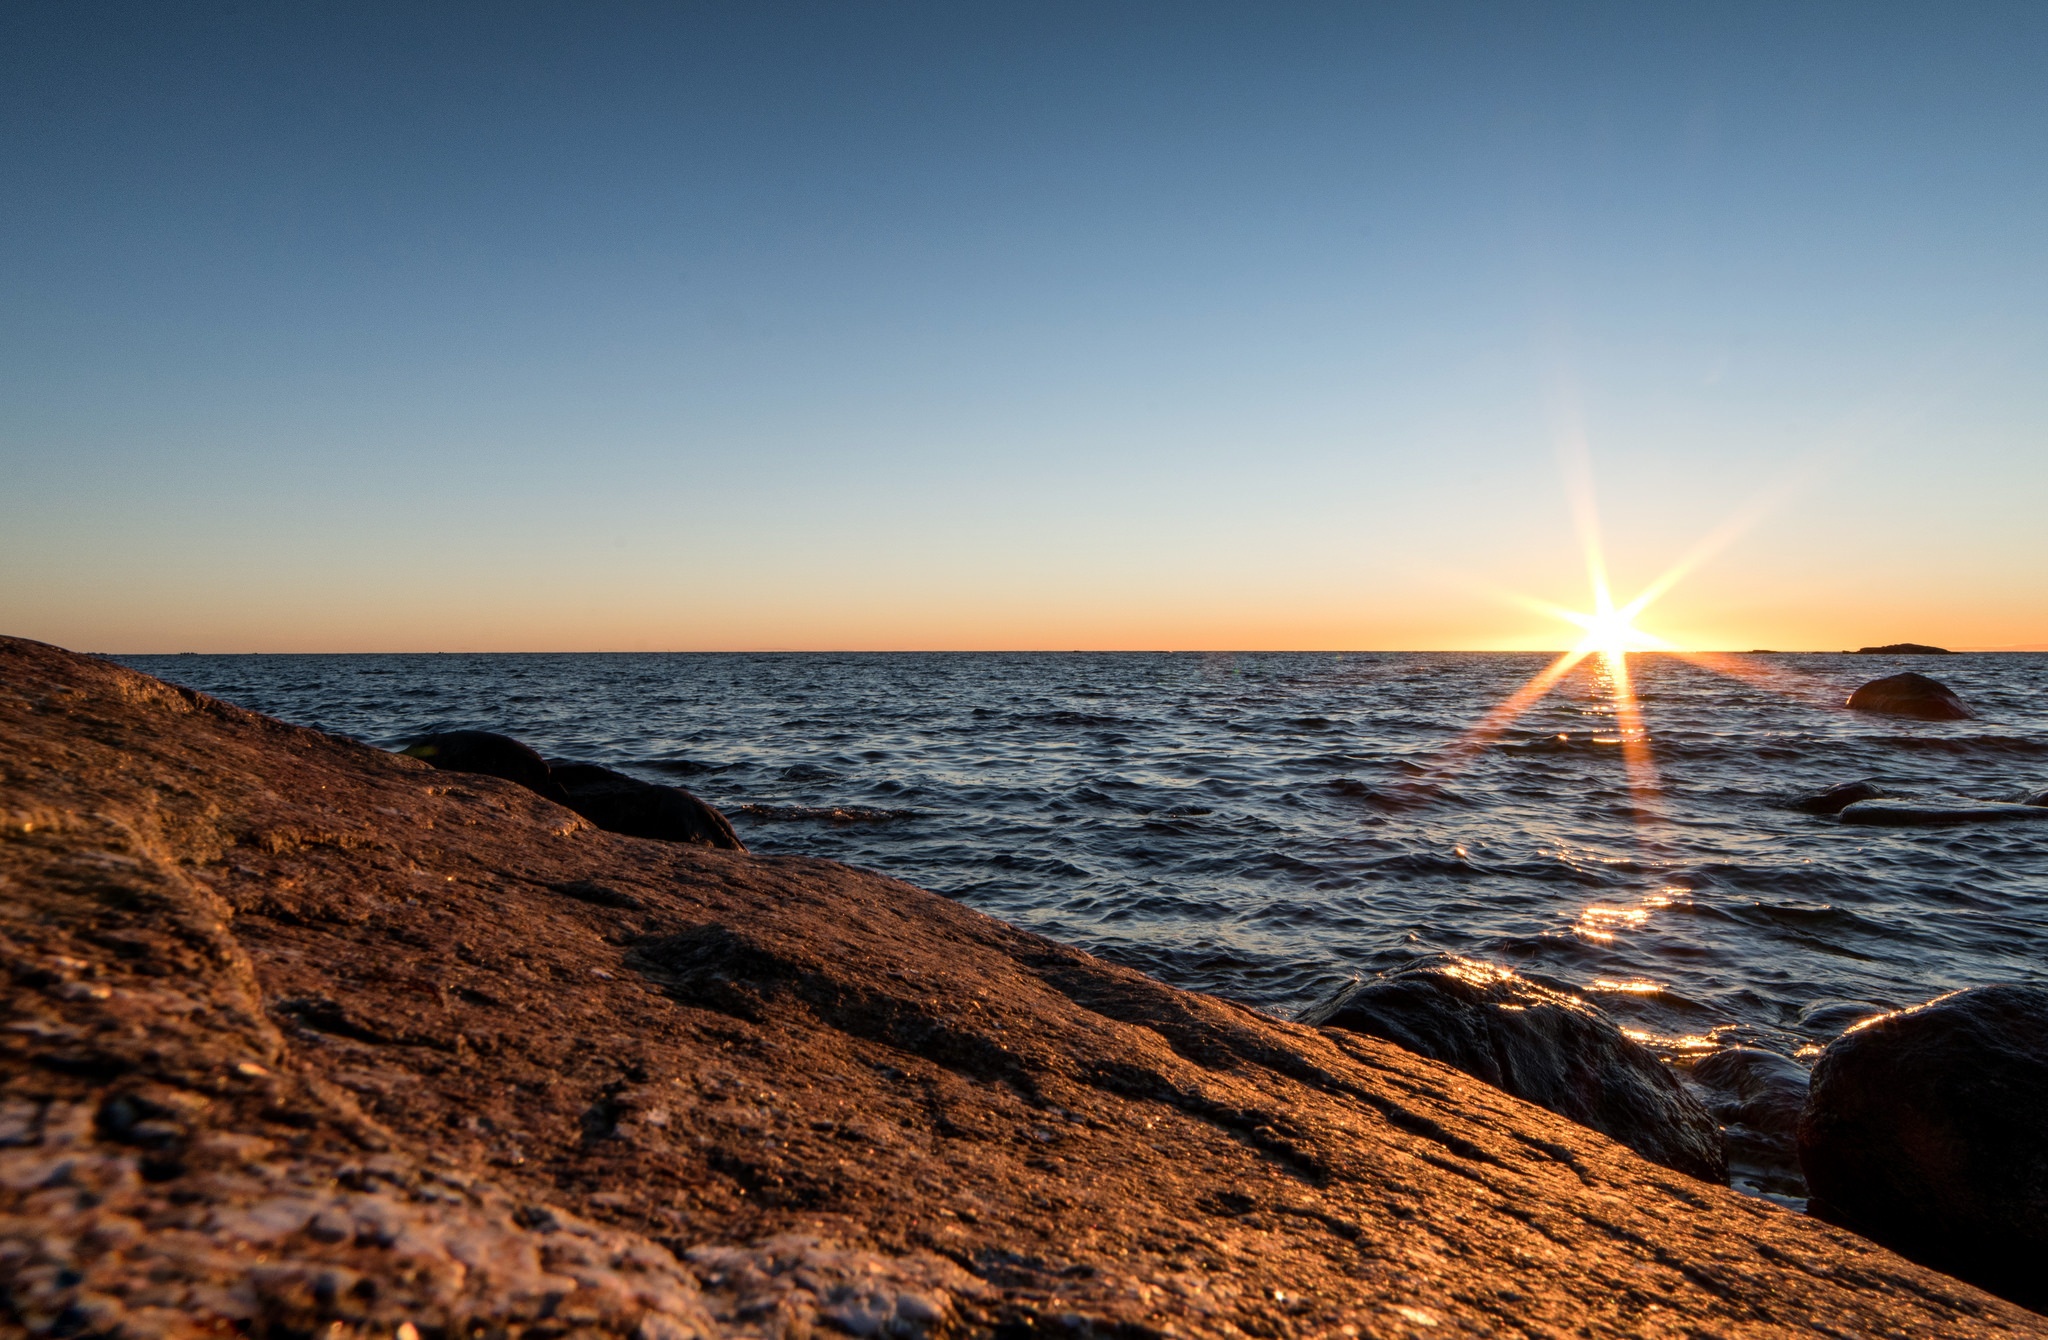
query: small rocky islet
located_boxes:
[5,636,2048,1336]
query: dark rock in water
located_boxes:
[1792,779,1893,814]
[1302,959,1726,1181]
[1838,798,2048,826]
[1855,643,1952,654]
[550,761,747,851]
[1800,998,1895,1037]
[1845,672,1972,720]
[1690,1048,1810,1202]
[401,730,568,802]
[1799,984,2048,1311]
[2021,787,2048,807]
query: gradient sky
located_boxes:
[4,2,2045,652]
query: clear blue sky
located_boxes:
[4,2,2044,650]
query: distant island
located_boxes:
[1854,643,1952,654]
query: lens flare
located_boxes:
[1411,441,1831,826]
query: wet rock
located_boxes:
[1301,959,1726,1181]
[1838,799,2048,826]
[1800,999,1895,1037]
[1855,643,1952,655]
[402,730,569,802]
[549,761,746,851]
[1792,779,1893,814]
[1690,1048,1810,1202]
[1845,672,1973,720]
[1799,984,2048,1311]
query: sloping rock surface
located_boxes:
[2,636,2041,1339]
[1800,985,2048,1312]
[1300,960,1726,1182]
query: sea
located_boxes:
[121,650,2048,1200]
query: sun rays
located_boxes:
[1414,441,1831,824]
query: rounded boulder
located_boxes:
[1302,958,1726,1181]
[401,730,569,802]
[1844,672,1972,720]
[1797,983,2048,1310]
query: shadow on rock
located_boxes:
[1301,957,1726,1182]
[1798,983,2048,1312]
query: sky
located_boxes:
[3,2,2045,652]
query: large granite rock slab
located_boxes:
[1800,984,2048,1312]
[3,636,2041,1338]
[1301,960,1726,1182]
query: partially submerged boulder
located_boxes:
[1845,672,1973,720]
[1792,779,1893,814]
[1838,799,2048,827]
[1799,984,2048,1311]
[402,728,568,801]
[1301,959,1726,1182]
[551,760,746,850]
[402,730,743,850]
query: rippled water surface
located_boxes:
[124,650,2046,1085]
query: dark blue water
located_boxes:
[123,650,2047,1195]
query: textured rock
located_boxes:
[1846,671,1974,720]
[1792,779,1894,814]
[550,761,746,851]
[1799,984,2048,1312]
[3,635,2043,1339]
[1300,959,1727,1182]
[1838,799,2048,826]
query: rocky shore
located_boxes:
[3,636,2043,1338]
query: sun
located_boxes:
[1559,596,1665,659]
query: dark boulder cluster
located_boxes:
[402,729,745,850]
[1793,775,2048,827]
[1304,956,2048,1317]
[1301,958,1726,1181]
[1799,984,2048,1312]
